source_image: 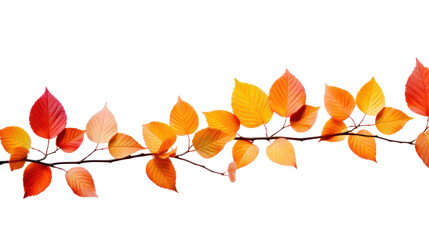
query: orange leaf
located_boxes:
[29,88,67,139]
[232,140,259,169]
[348,130,376,162]
[169,97,199,136]
[405,59,429,116]
[23,163,52,198]
[415,132,429,167]
[0,126,31,154]
[290,105,320,132]
[356,77,385,115]
[231,79,273,128]
[228,162,237,183]
[375,107,413,135]
[268,69,306,117]
[108,133,145,159]
[203,110,240,135]
[266,138,296,167]
[86,104,118,144]
[146,157,177,192]
[9,147,29,171]
[320,118,348,142]
[158,147,177,159]
[56,128,85,153]
[324,84,356,121]
[143,121,177,154]
[65,167,97,197]
[192,128,232,158]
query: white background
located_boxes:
[1,1,429,239]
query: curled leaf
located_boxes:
[143,122,177,154]
[65,167,97,197]
[228,162,237,183]
[169,97,199,135]
[290,105,320,132]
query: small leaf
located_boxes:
[232,140,259,169]
[266,138,296,167]
[356,77,385,115]
[320,118,348,142]
[0,126,31,154]
[231,79,273,128]
[23,163,52,198]
[9,147,29,171]
[405,59,429,116]
[86,104,118,144]
[158,147,177,159]
[56,128,85,153]
[268,69,306,117]
[108,133,145,159]
[203,110,240,135]
[192,128,232,158]
[228,162,237,183]
[324,84,356,121]
[146,157,177,192]
[290,105,320,132]
[143,122,177,154]
[375,107,413,135]
[348,130,376,162]
[169,97,199,136]
[29,88,67,139]
[415,132,429,168]
[65,167,97,197]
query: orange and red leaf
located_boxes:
[290,105,320,132]
[348,130,376,162]
[23,163,52,198]
[56,128,85,153]
[232,140,259,169]
[65,167,97,197]
[0,126,31,154]
[146,157,177,192]
[9,147,29,171]
[405,59,429,116]
[324,84,355,121]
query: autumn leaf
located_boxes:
[232,140,259,169]
[231,79,273,128]
[9,147,29,171]
[108,133,145,159]
[143,121,176,154]
[86,104,118,144]
[146,157,177,192]
[415,132,429,168]
[158,147,177,159]
[23,163,52,198]
[203,110,240,135]
[324,84,356,121]
[29,88,67,139]
[266,138,296,167]
[348,130,376,162]
[65,167,97,197]
[405,59,429,116]
[0,126,31,154]
[228,162,237,183]
[356,77,385,115]
[192,128,232,158]
[320,118,348,142]
[169,97,199,135]
[56,128,85,153]
[290,105,320,132]
[268,69,306,117]
[375,107,413,135]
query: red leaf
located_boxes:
[65,167,97,197]
[405,59,429,116]
[56,128,85,153]
[23,163,52,198]
[29,88,67,139]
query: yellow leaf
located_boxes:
[0,126,31,154]
[86,104,118,144]
[192,128,232,158]
[232,140,259,169]
[228,162,237,183]
[290,105,320,132]
[9,147,29,171]
[169,97,199,135]
[266,138,296,167]
[356,77,385,115]
[415,132,429,168]
[143,122,177,154]
[231,79,273,128]
[108,133,145,159]
[268,69,306,117]
[375,107,413,135]
[203,110,240,135]
[146,156,177,192]
[320,118,348,142]
[324,84,356,121]
[348,130,376,162]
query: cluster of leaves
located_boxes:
[2,59,429,198]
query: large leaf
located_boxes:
[143,121,176,154]
[375,107,412,135]
[29,88,67,139]
[192,128,232,158]
[169,97,199,135]
[9,147,29,171]
[65,167,97,197]
[266,138,296,167]
[0,126,31,154]
[231,79,273,128]
[348,130,376,162]
[56,128,85,153]
[23,163,52,198]
[203,110,240,135]
[232,140,259,169]
[268,69,306,117]
[146,157,177,192]
[320,118,348,142]
[356,77,385,115]
[324,84,356,121]
[415,132,429,168]
[108,133,145,159]
[86,104,118,144]
[405,59,429,116]
[290,105,320,132]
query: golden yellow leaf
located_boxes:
[290,105,320,132]
[0,126,31,154]
[228,162,237,183]
[203,110,240,135]
[86,104,118,144]
[192,128,232,158]
[375,107,413,135]
[324,84,356,121]
[320,118,348,142]
[9,147,29,171]
[356,77,385,115]
[231,79,273,128]
[146,156,177,192]
[266,138,296,167]
[232,140,259,169]
[169,97,199,136]
[108,133,145,159]
[415,132,429,168]
[348,130,376,162]
[142,122,177,154]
